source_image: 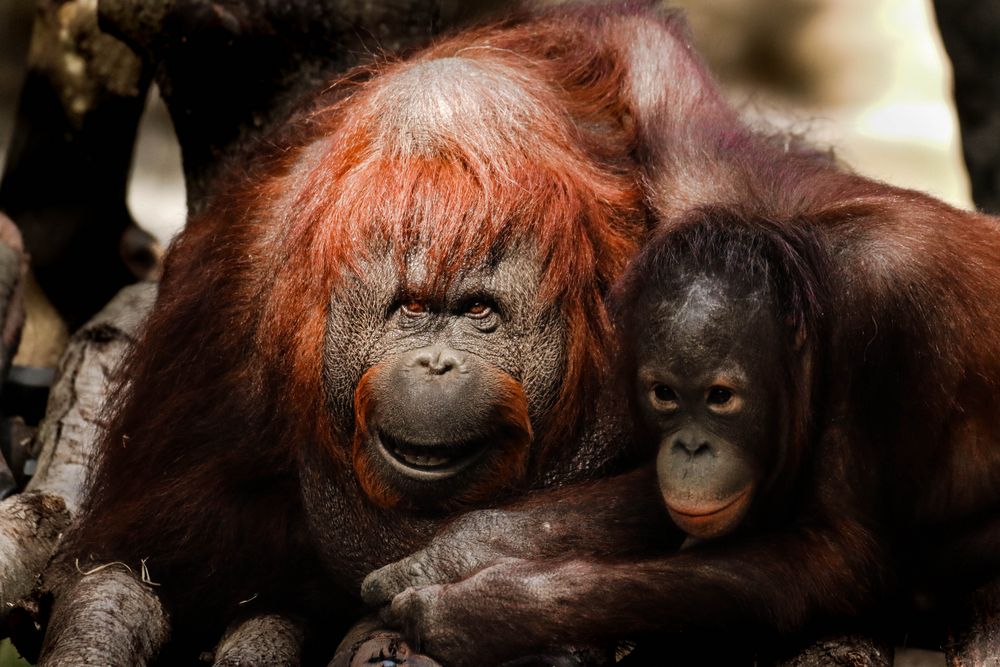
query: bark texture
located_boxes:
[0,282,155,623]
[97,0,505,211]
[947,577,1000,666]
[37,567,169,667]
[0,214,28,372]
[0,0,151,326]
[213,614,305,667]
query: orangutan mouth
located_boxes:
[376,430,490,477]
[667,487,748,516]
[663,485,754,538]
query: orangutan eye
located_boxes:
[465,301,492,319]
[705,387,742,412]
[401,300,428,317]
[652,384,678,405]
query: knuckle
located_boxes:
[390,587,427,625]
[360,575,383,603]
[406,555,431,582]
[362,566,401,603]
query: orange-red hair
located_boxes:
[248,22,646,478]
[65,11,647,622]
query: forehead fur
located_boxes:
[238,18,645,475]
[368,56,549,160]
[282,49,637,302]
[612,208,827,346]
[638,274,774,353]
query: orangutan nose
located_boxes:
[377,347,486,440]
[410,346,465,376]
[671,434,713,459]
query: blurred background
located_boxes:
[679,0,975,211]
[0,0,992,255]
[3,0,994,253]
[0,0,997,665]
[0,0,185,247]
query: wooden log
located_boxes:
[212,614,305,667]
[0,283,156,625]
[25,282,154,510]
[946,577,1000,666]
[0,214,28,374]
[36,567,169,667]
[0,493,70,621]
[0,204,29,485]
[95,0,508,211]
[0,0,151,326]
[771,634,894,667]
[0,447,15,498]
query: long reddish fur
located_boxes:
[59,7,651,630]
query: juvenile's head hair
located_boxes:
[612,208,831,503]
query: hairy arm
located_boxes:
[372,517,883,666]
[362,466,678,603]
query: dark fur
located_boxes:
[362,5,1000,665]
[41,8,660,662]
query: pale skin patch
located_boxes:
[368,56,549,160]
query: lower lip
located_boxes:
[664,487,752,532]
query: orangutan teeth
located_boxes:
[393,447,452,468]
[379,430,489,473]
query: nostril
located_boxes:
[410,351,433,369]
[427,355,453,374]
[412,348,465,375]
[672,440,713,458]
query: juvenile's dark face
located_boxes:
[323,245,565,511]
[632,276,784,539]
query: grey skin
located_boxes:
[357,274,793,664]
[309,243,630,666]
[632,274,785,539]
[358,274,790,599]
[304,243,571,583]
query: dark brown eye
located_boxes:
[466,301,492,319]
[707,387,733,405]
[652,384,677,403]
[401,300,427,316]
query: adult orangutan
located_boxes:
[15,6,668,666]
[360,6,1000,667]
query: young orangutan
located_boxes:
[361,5,1000,667]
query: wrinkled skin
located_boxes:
[32,11,654,662]
[35,5,879,665]
[313,248,563,518]
[353,266,806,666]
[355,468,673,665]
[633,275,785,539]
[346,2,1000,665]
[357,276,792,663]
[301,246,579,587]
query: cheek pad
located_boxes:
[324,296,391,431]
[517,311,567,423]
